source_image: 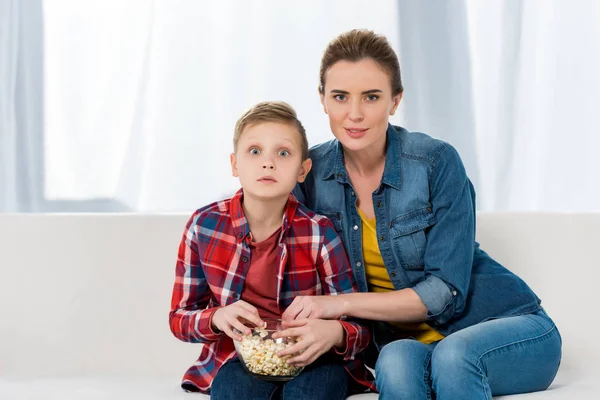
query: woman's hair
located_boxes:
[233,101,309,160]
[319,29,403,96]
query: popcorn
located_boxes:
[238,326,302,377]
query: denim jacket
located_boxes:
[294,124,541,346]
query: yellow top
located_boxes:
[358,208,445,344]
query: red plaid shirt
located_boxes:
[169,189,375,393]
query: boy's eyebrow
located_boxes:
[330,89,383,95]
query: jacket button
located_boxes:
[390,272,397,278]
[356,262,362,267]
[379,235,385,241]
[376,201,382,208]
[351,191,356,197]
[427,207,432,212]
[452,290,458,296]
[353,225,359,231]
[238,233,243,238]
[337,173,344,179]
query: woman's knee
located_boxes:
[375,340,432,399]
[430,335,479,382]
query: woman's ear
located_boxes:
[390,92,403,116]
[320,91,328,115]
[230,153,239,177]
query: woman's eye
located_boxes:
[249,147,260,155]
[366,94,379,101]
[333,94,346,101]
[278,150,290,157]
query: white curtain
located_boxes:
[397,0,600,211]
[0,0,44,212]
[39,0,402,212]
[3,0,600,212]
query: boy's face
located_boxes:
[231,121,312,201]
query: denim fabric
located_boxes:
[294,124,543,342]
[210,355,348,400]
[374,310,562,399]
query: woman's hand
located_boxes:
[281,295,347,321]
[211,300,264,341]
[272,319,345,367]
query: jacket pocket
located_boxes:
[389,207,435,270]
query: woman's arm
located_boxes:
[282,289,427,322]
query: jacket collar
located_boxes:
[320,124,402,190]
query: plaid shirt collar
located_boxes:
[230,188,299,244]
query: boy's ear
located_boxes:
[297,158,312,183]
[389,92,403,116]
[230,153,239,177]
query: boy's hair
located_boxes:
[233,101,309,160]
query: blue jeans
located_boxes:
[375,310,562,400]
[211,354,348,400]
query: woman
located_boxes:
[280,29,562,399]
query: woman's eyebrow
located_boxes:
[330,89,383,95]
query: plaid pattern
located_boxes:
[169,189,375,393]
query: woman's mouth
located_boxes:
[344,127,368,139]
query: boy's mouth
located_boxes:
[258,176,277,183]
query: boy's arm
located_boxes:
[316,220,370,361]
[169,213,222,343]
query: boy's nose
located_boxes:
[262,164,275,170]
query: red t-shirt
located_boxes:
[241,228,281,319]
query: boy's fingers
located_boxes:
[222,325,242,342]
[237,300,260,315]
[228,316,252,336]
[239,310,264,328]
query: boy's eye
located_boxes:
[249,147,261,155]
[278,150,290,157]
[333,94,346,101]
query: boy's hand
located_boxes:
[272,319,345,367]
[282,295,346,321]
[212,300,264,342]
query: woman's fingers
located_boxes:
[274,319,309,339]
[281,298,303,321]
[277,338,308,358]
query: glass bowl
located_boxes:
[233,318,304,381]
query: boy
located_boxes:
[169,101,375,399]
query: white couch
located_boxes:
[0,213,598,399]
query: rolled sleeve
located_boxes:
[413,275,457,325]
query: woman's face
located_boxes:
[320,58,401,153]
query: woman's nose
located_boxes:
[348,101,364,122]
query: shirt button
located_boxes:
[242,256,248,262]
[452,290,458,296]
[353,225,359,231]
[238,233,243,239]
[356,262,362,267]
